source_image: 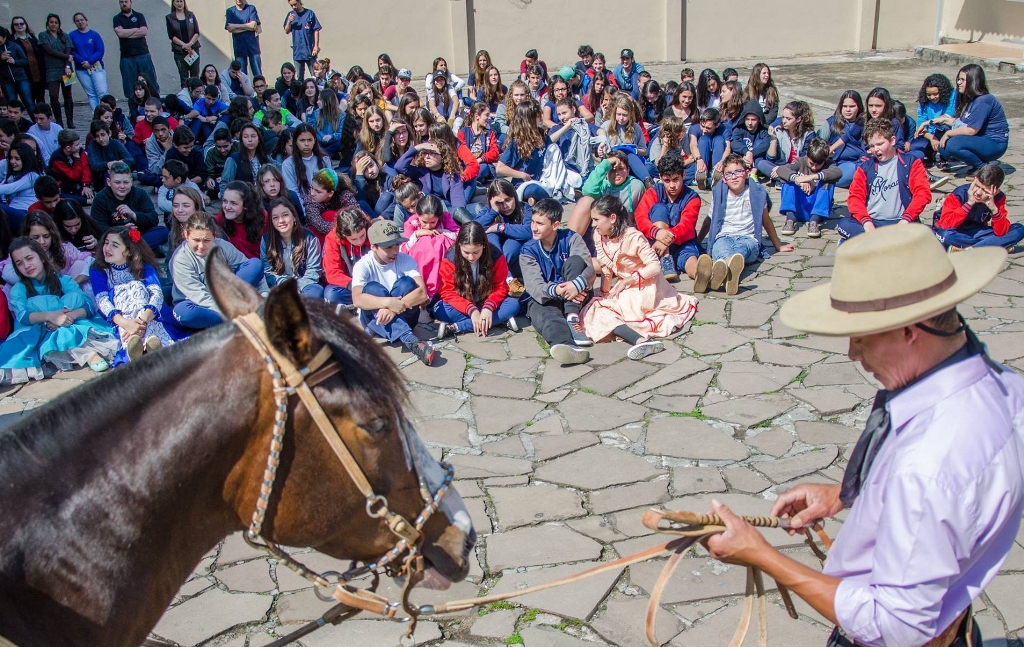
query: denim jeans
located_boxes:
[779,182,834,223]
[517,182,550,205]
[141,225,170,251]
[75,66,109,110]
[698,133,727,170]
[236,54,262,78]
[486,233,525,278]
[1,80,33,109]
[324,285,352,305]
[934,223,1024,249]
[710,234,759,264]
[836,161,858,189]
[358,276,420,343]
[941,136,1008,169]
[431,297,520,334]
[836,216,902,240]
[300,283,325,298]
[120,53,160,98]
[295,59,314,80]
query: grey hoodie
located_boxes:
[170,239,267,311]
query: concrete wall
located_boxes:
[0,0,952,109]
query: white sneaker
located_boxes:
[550,344,589,365]
[435,322,450,340]
[507,316,520,332]
[627,340,664,360]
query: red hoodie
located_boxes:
[438,249,510,314]
[323,231,372,289]
[456,142,481,183]
[457,126,500,164]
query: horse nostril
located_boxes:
[464,528,477,554]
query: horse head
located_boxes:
[207,248,476,587]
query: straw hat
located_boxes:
[780,224,1006,337]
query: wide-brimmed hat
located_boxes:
[780,224,1005,336]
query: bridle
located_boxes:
[233,313,454,636]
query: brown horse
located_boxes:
[0,249,475,647]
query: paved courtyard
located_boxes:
[4,51,1024,647]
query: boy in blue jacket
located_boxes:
[731,101,771,177]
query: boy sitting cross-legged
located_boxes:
[775,138,843,238]
[633,152,702,282]
[933,162,1024,251]
[694,154,794,296]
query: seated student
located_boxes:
[167,185,209,253]
[170,211,265,330]
[314,90,346,158]
[164,127,209,190]
[755,101,815,184]
[253,88,302,129]
[730,100,771,175]
[394,140,467,211]
[48,130,94,205]
[303,168,358,246]
[128,98,179,172]
[864,87,906,152]
[351,151,387,217]
[256,164,303,221]
[282,124,332,202]
[219,123,270,191]
[893,100,916,154]
[582,195,697,360]
[216,181,267,259]
[932,64,1009,174]
[520,198,595,365]
[183,85,229,146]
[8,101,33,133]
[90,226,176,363]
[775,138,843,238]
[694,154,794,296]
[689,108,727,190]
[933,163,1023,250]
[204,128,234,199]
[648,116,692,180]
[26,176,61,216]
[633,153,701,282]
[4,211,94,293]
[25,104,62,165]
[381,118,413,174]
[911,73,956,165]
[428,122,481,207]
[496,101,559,205]
[323,207,372,306]
[0,118,18,153]
[157,159,202,217]
[260,197,324,298]
[176,78,204,120]
[142,116,175,188]
[581,53,617,96]
[86,120,133,191]
[351,219,436,365]
[0,141,41,229]
[595,95,649,183]
[257,109,289,159]
[400,194,458,299]
[434,221,520,338]
[474,179,533,280]
[549,97,596,179]
[381,174,423,226]
[90,162,170,251]
[0,237,117,382]
[819,90,865,189]
[98,95,135,143]
[838,118,932,241]
[54,199,103,252]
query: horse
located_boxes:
[0,248,476,647]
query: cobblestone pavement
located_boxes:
[5,52,1024,647]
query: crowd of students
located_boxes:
[0,11,1016,377]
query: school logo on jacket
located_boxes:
[869,175,898,197]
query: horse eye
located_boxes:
[362,418,389,435]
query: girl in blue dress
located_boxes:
[0,237,117,383]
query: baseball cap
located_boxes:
[397,67,412,80]
[620,48,634,59]
[556,66,576,82]
[368,220,407,247]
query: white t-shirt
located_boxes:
[718,187,756,238]
[351,251,421,291]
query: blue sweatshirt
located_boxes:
[68,29,105,69]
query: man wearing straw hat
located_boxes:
[703,224,1024,647]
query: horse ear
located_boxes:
[206,246,262,319]
[263,279,315,366]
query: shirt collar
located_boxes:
[887,350,987,430]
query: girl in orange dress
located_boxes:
[582,195,698,360]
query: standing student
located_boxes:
[776,138,843,238]
[745,63,780,124]
[838,118,932,241]
[283,0,321,80]
[225,0,262,77]
[322,207,371,306]
[633,153,701,282]
[36,14,75,129]
[911,73,956,164]
[68,14,108,111]
[351,219,436,365]
[434,221,520,338]
[165,0,201,88]
[932,163,1023,250]
[519,198,595,365]
[261,197,323,297]
[583,195,696,359]
[820,90,866,189]
[756,101,815,186]
[113,0,160,100]
[932,64,1009,174]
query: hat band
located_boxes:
[830,270,957,313]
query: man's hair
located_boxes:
[680,67,695,79]
[922,308,961,335]
[89,119,111,136]
[722,67,738,80]
[213,128,233,143]
[378,63,394,76]
[172,126,195,146]
[532,197,563,223]
[230,60,242,72]
[204,84,220,99]
[262,110,283,128]
[187,77,204,92]
[57,130,80,148]
[252,74,266,85]
[656,152,687,178]
[262,88,279,104]
[32,103,52,117]
[144,97,163,112]
[0,119,18,138]
[807,138,830,165]
[892,99,907,120]
[7,100,24,111]
[577,44,594,58]
[526,64,543,78]
[151,116,170,129]
[109,161,132,176]
[230,117,250,137]
[162,158,189,182]
[863,117,895,142]
[699,107,720,123]
[33,175,60,199]
[721,154,747,171]
[976,162,1004,188]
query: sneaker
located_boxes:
[807,220,822,238]
[143,335,162,354]
[125,335,143,362]
[435,322,450,340]
[507,278,525,298]
[693,254,713,293]
[712,169,722,185]
[412,341,437,366]
[660,254,679,281]
[566,314,593,347]
[549,343,589,365]
[695,166,709,190]
[710,259,729,291]
[781,219,797,236]
[507,317,520,332]
[725,253,745,296]
[627,339,665,360]
[929,173,950,191]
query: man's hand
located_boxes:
[655,228,674,246]
[83,187,95,201]
[769,483,843,534]
[800,181,813,195]
[703,499,772,567]
[555,281,580,300]
[863,221,876,233]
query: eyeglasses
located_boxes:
[722,170,746,179]
[12,22,25,27]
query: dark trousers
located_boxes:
[120,54,160,99]
[526,255,590,347]
[46,80,74,126]
[172,51,200,88]
[836,216,902,241]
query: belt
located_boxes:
[827,606,974,647]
